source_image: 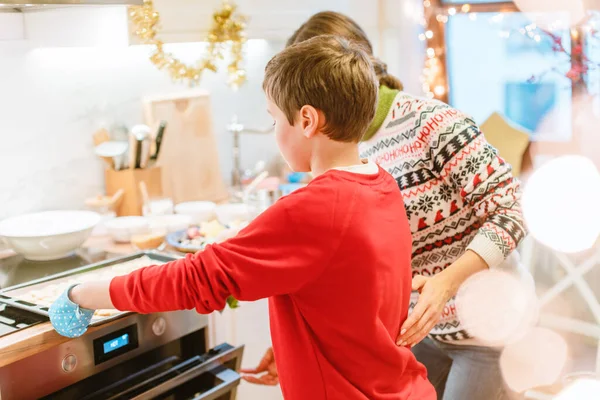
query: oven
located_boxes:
[0,252,244,400]
[0,311,244,400]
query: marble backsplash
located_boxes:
[0,39,281,220]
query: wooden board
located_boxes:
[143,91,229,204]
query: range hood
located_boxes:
[0,0,143,12]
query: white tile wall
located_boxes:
[0,39,282,221]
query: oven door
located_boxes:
[45,343,244,400]
[126,346,243,400]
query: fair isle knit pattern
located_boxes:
[359,91,527,343]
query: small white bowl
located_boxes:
[104,216,150,243]
[174,201,217,224]
[215,203,251,225]
[0,210,101,261]
[148,214,192,234]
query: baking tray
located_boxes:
[0,251,181,327]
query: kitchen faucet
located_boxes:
[227,114,274,192]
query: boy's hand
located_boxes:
[240,347,279,386]
[396,274,453,347]
[49,284,95,338]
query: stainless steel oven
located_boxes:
[0,251,244,400]
[0,311,243,400]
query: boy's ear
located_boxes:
[299,105,326,139]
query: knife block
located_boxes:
[105,166,163,216]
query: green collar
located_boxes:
[363,85,399,142]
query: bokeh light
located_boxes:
[500,327,568,392]
[522,155,600,253]
[456,269,538,345]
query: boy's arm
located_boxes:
[74,197,335,315]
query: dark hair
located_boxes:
[264,35,378,143]
[287,11,404,91]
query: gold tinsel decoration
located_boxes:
[129,0,247,89]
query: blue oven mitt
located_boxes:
[49,284,96,338]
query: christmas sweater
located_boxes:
[359,86,527,343]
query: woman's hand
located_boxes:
[396,274,454,347]
[397,250,489,347]
[241,347,279,386]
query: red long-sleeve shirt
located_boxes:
[110,167,435,400]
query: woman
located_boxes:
[242,11,527,400]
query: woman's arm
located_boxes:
[397,101,527,347]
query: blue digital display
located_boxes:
[103,333,129,354]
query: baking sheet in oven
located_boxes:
[0,251,180,326]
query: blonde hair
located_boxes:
[287,11,404,91]
[263,35,378,143]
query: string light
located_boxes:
[420,1,459,99]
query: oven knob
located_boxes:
[152,317,167,336]
[61,354,77,373]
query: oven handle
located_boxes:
[190,365,241,400]
[130,345,244,400]
[130,364,241,400]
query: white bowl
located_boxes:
[104,216,150,243]
[0,210,101,261]
[148,214,192,234]
[215,203,251,225]
[174,201,217,224]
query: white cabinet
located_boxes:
[129,0,370,44]
[13,0,383,47]
[208,299,284,400]
[0,12,25,41]
[23,6,130,47]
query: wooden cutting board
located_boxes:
[143,91,229,204]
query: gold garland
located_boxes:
[129,0,247,89]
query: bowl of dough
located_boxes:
[0,210,101,261]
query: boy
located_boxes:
[50,35,435,400]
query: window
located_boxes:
[445,12,573,141]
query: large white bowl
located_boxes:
[0,210,101,261]
[104,216,150,243]
[174,201,217,225]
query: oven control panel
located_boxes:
[93,323,139,365]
